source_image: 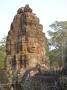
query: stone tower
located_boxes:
[6,5,49,84]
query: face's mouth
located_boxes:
[32,47,36,49]
[30,46,36,52]
[27,45,37,53]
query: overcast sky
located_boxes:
[0,0,67,40]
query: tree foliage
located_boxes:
[48,21,67,68]
[0,37,6,69]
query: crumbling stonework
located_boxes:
[6,5,49,84]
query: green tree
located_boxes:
[0,37,6,69]
[48,21,67,68]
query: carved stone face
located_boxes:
[27,37,39,53]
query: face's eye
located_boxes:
[36,43,39,46]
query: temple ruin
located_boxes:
[5,5,49,85]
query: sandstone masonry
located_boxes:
[6,5,49,84]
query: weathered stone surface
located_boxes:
[5,5,49,84]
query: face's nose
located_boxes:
[32,43,36,48]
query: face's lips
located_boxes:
[32,47,36,48]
